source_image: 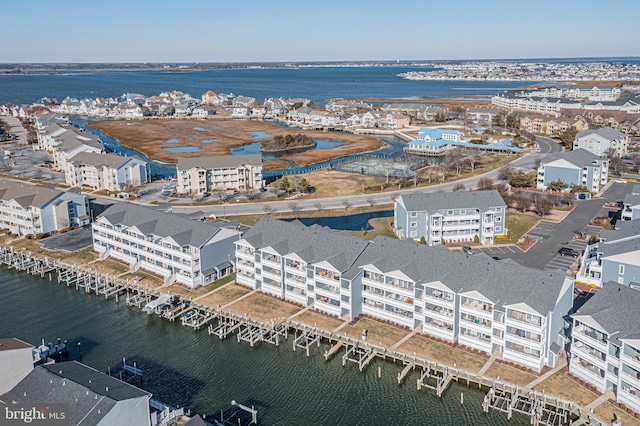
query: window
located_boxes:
[495,226,502,232]
[409,231,417,238]
[619,265,625,275]
[495,217,502,222]
[410,212,417,218]
[447,210,453,215]
[410,221,417,228]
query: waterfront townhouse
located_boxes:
[574,127,629,158]
[466,107,504,124]
[622,185,640,222]
[3,361,151,426]
[201,90,217,105]
[570,283,640,412]
[235,218,369,314]
[394,190,507,245]
[176,155,264,194]
[235,219,573,372]
[536,149,609,193]
[377,113,410,129]
[92,203,242,287]
[66,152,150,192]
[576,220,640,288]
[0,181,90,236]
[49,128,104,172]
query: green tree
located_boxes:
[559,126,578,144]
[492,112,505,127]
[570,185,590,193]
[420,236,426,245]
[506,114,518,129]
[508,171,535,188]
[547,179,568,192]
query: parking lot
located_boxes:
[41,227,94,252]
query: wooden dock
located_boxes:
[0,244,610,426]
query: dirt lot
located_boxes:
[293,310,344,331]
[340,318,409,348]
[195,283,250,307]
[88,119,383,169]
[225,293,301,322]
[397,335,487,373]
[533,373,598,407]
[483,362,537,387]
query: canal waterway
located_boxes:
[0,267,527,425]
[284,211,393,231]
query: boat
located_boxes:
[142,294,172,314]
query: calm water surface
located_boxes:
[0,268,527,425]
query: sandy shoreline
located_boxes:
[88,118,384,170]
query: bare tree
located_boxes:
[288,201,301,217]
[341,199,351,212]
[452,182,465,192]
[314,202,322,213]
[512,191,531,213]
[33,168,44,181]
[243,189,259,200]
[445,148,466,175]
[366,197,375,210]
[376,174,387,191]
[212,188,226,203]
[609,156,624,174]
[389,192,399,203]
[262,204,274,216]
[358,178,367,193]
[534,196,554,216]
[498,165,515,181]
[534,158,542,170]
[466,151,481,172]
[477,176,493,190]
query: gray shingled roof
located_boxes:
[399,190,506,214]
[624,193,640,206]
[343,236,567,315]
[0,181,64,208]
[177,155,262,171]
[69,152,143,169]
[541,148,602,168]
[599,235,640,258]
[577,126,626,141]
[54,129,102,153]
[573,282,640,346]
[2,361,149,425]
[600,220,640,243]
[98,202,228,248]
[241,218,368,272]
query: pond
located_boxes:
[252,131,272,139]
[165,138,180,143]
[201,139,217,144]
[283,210,392,231]
[163,146,202,153]
[192,127,210,132]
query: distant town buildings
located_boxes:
[176,155,264,194]
[573,127,629,158]
[536,149,609,193]
[394,190,507,245]
[0,181,89,236]
[92,203,242,288]
[235,218,573,373]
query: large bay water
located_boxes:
[0,268,527,425]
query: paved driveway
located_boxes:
[41,227,93,252]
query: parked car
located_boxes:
[462,244,474,255]
[557,247,580,257]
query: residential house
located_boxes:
[466,107,504,124]
[92,202,242,287]
[536,149,609,192]
[176,155,263,194]
[287,106,313,123]
[570,282,640,413]
[201,90,217,105]
[2,361,151,426]
[377,113,410,129]
[66,152,150,192]
[0,181,90,236]
[574,127,629,157]
[235,218,573,372]
[48,127,104,172]
[622,185,640,221]
[394,190,507,244]
[576,220,640,288]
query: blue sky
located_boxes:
[2,0,639,63]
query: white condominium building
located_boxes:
[92,203,242,288]
[235,218,574,372]
[570,283,640,413]
[176,155,264,194]
[66,152,150,191]
[0,181,89,237]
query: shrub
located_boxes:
[473,234,480,243]
[35,233,46,240]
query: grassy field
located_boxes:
[169,273,237,299]
[293,310,345,331]
[594,401,640,425]
[350,217,396,240]
[533,373,598,407]
[225,293,301,322]
[197,283,251,307]
[498,211,541,244]
[84,259,130,276]
[340,317,410,348]
[60,247,98,265]
[397,335,487,373]
[119,271,164,288]
[484,362,537,386]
